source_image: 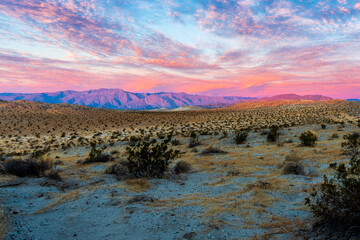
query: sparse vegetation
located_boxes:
[1,158,52,177]
[105,161,129,179]
[267,126,280,142]
[188,138,201,148]
[305,154,360,235]
[83,142,112,164]
[234,130,248,144]
[299,130,318,146]
[200,147,227,155]
[341,132,360,155]
[126,139,180,178]
[174,161,191,174]
[282,152,305,175]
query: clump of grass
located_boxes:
[200,147,227,155]
[105,161,129,179]
[299,131,318,147]
[174,161,191,174]
[282,152,305,175]
[124,178,152,192]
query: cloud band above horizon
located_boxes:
[0,0,360,98]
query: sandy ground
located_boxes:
[0,123,358,239]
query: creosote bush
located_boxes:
[126,139,180,178]
[267,126,280,142]
[174,161,191,174]
[299,130,318,146]
[234,130,248,144]
[83,142,112,164]
[341,132,360,155]
[305,154,360,233]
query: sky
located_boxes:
[0,0,360,98]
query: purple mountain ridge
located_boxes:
[0,89,333,110]
[0,88,254,110]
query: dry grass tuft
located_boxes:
[124,178,152,192]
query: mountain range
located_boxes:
[0,89,253,110]
[0,89,334,110]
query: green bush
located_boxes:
[126,139,180,178]
[299,131,318,146]
[267,126,280,142]
[305,154,360,232]
[83,142,112,164]
[342,132,360,155]
[234,130,248,144]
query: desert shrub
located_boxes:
[190,131,197,139]
[126,139,180,178]
[83,142,112,164]
[128,135,141,146]
[299,131,318,146]
[321,124,326,129]
[105,161,129,179]
[30,146,50,159]
[156,132,165,139]
[234,130,248,144]
[174,161,191,174]
[341,132,360,155]
[219,130,228,140]
[200,147,227,155]
[44,169,62,181]
[282,152,305,175]
[267,126,280,142]
[283,161,305,175]
[331,133,339,139]
[189,138,201,148]
[260,130,269,136]
[1,158,52,177]
[171,139,181,146]
[305,155,360,233]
